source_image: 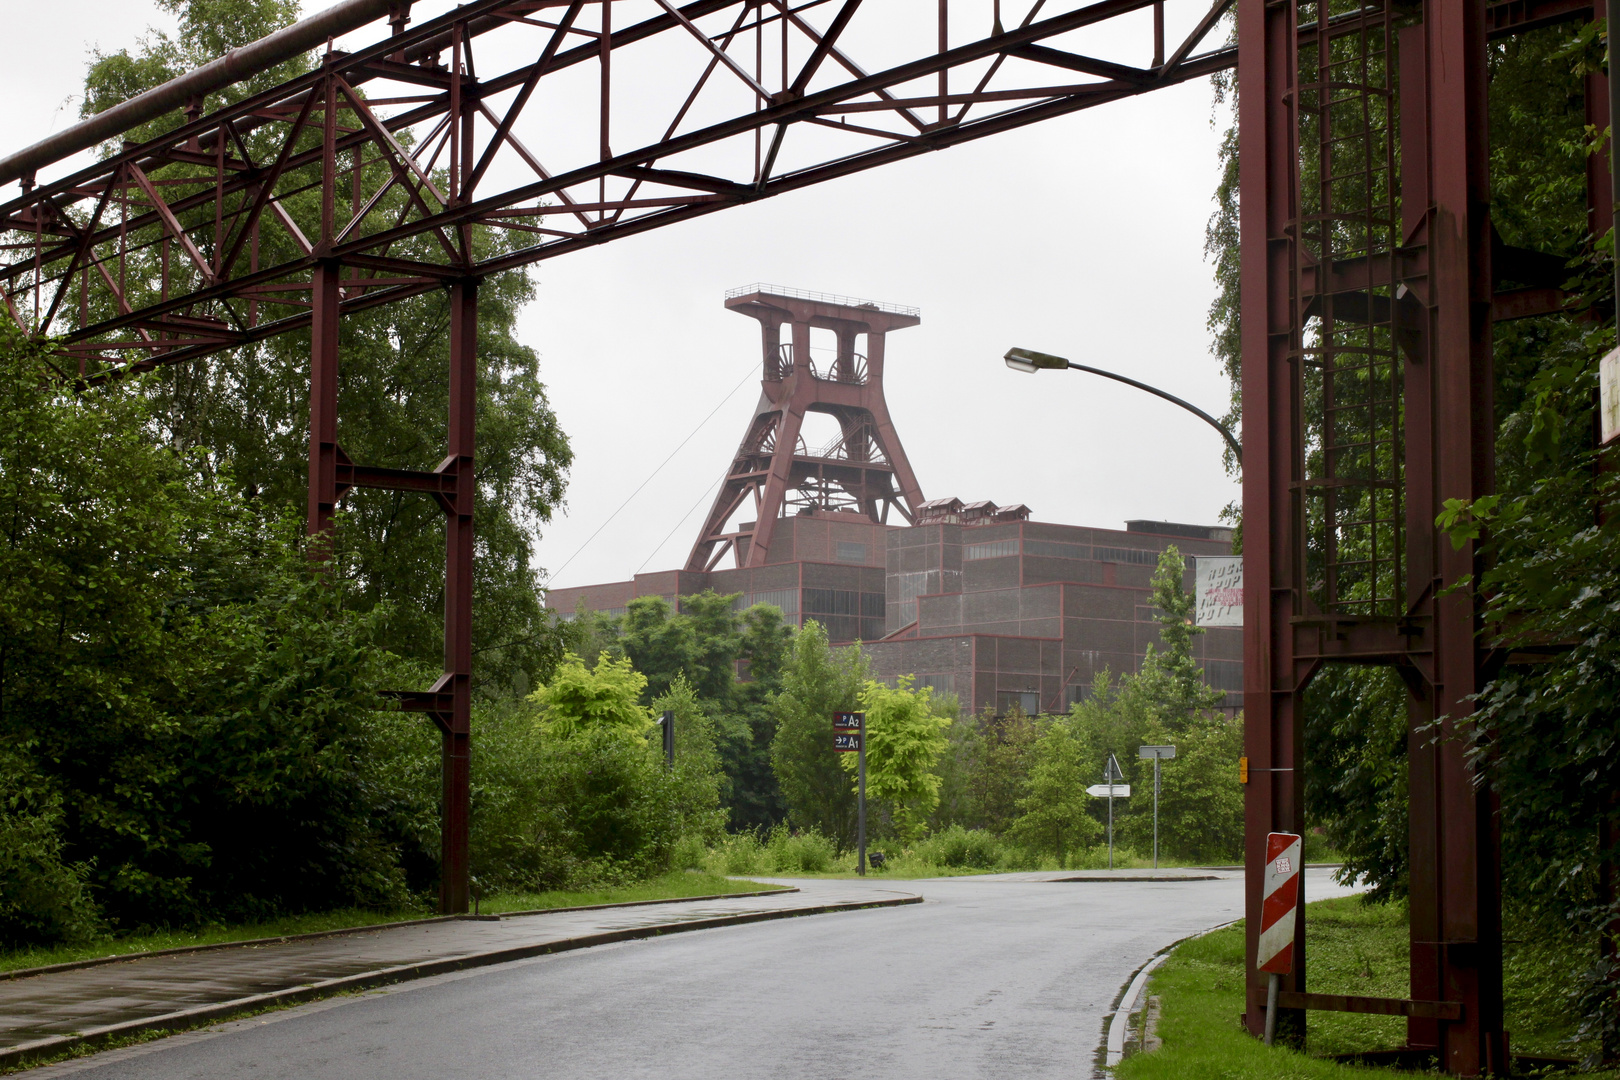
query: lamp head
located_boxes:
[1003,347,1070,373]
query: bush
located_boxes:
[765,826,836,873]
[0,749,101,951]
[701,826,839,875]
[909,825,1004,870]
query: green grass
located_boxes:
[1,871,788,975]
[0,907,431,975]
[1117,895,1617,1079]
[475,870,789,913]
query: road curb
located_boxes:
[0,887,799,983]
[0,892,920,1071]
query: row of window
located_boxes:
[961,539,1166,565]
[804,588,884,617]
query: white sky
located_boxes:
[2,1,1238,591]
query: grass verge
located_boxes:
[1116,895,1616,1079]
[2,871,788,975]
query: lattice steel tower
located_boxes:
[685,286,926,571]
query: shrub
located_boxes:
[910,825,1004,870]
[0,749,101,951]
[764,826,836,873]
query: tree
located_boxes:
[1006,716,1102,863]
[1137,545,1228,729]
[80,0,575,700]
[654,675,728,846]
[529,653,652,741]
[845,677,950,842]
[0,325,436,935]
[617,591,793,828]
[770,621,868,847]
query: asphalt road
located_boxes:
[36,869,1360,1080]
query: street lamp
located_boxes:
[1003,347,1242,466]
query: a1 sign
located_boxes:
[1257,831,1304,974]
[833,732,863,753]
[832,711,864,731]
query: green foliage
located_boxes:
[616,592,793,829]
[770,621,868,848]
[0,746,101,949]
[79,0,575,701]
[1121,716,1246,865]
[907,825,1006,871]
[654,676,729,847]
[844,677,950,841]
[702,825,838,875]
[1005,715,1103,862]
[1138,546,1228,728]
[0,326,437,941]
[1303,666,1409,901]
[530,653,653,741]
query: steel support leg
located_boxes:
[1239,0,1307,1044]
[1401,5,1506,1072]
[438,278,476,915]
[308,261,342,541]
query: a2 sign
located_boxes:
[833,711,864,752]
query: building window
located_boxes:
[965,539,1021,561]
[1201,659,1243,691]
[996,690,1042,716]
[1024,539,1085,559]
[1095,546,1162,566]
[745,589,800,614]
[915,673,954,696]
[834,540,867,563]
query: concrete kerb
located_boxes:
[0,892,918,1072]
[1097,917,1243,1077]
[0,887,799,983]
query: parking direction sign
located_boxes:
[833,732,863,753]
[832,711,864,731]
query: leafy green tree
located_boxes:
[1138,545,1228,729]
[80,0,575,699]
[845,677,950,841]
[0,323,436,934]
[1006,716,1103,862]
[966,707,1041,836]
[770,621,868,847]
[617,591,791,828]
[529,653,652,741]
[1121,716,1245,864]
[654,675,728,845]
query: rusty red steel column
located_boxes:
[1401,2,1507,1071]
[1238,0,1307,1044]
[308,261,342,541]
[439,277,477,916]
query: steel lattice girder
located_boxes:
[0,0,1235,376]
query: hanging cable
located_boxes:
[633,469,730,575]
[542,358,758,586]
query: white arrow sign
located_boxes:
[1086,784,1131,798]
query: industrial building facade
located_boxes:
[544,286,1242,716]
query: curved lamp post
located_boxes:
[1003,347,1242,466]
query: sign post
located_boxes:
[659,709,675,767]
[1257,831,1304,1046]
[833,712,866,874]
[1094,754,1125,869]
[1138,745,1176,868]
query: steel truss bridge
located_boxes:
[0,0,1604,1072]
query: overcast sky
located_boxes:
[2,1,1238,592]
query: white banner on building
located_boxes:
[1194,556,1243,627]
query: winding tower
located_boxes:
[685,286,927,571]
